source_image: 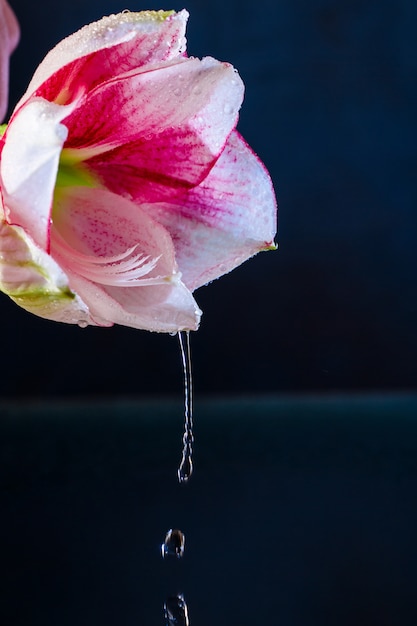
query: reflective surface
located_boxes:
[2,395,417,625]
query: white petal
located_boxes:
[1,97,74,250]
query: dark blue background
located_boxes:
[3,396,417,626]
[3,0,417,396]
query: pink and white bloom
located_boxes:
[0,0,19,122]
[0,9,276,332]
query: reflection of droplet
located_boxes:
[161,529,185,559]
[177,331,193,483]
[164,594,190,626]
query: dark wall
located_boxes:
[3,0,417,397]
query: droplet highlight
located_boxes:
[164,594,190,626]
[177,331,194,483]
[161,529,185,559]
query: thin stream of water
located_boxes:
[162,331,194,624]
[177,331,194,484]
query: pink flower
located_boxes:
[0,10,276,332]
[0,0,19,122]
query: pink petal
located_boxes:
[64,270,201,332]
[0,0,19,121]
[1,98,76,251]
[63,56,244,196]
[51,186,176,273]
[142,130,278,291]
[18,10,188,108]
[51,186,201,332]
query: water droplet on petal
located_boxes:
[164,594,190,626]
[56,124,68,142]
[173,87,182,97]
[77,320,88,328]
[161,529,185,559]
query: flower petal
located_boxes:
[0,0,19,121]
[51,186,201,332]
[51,186,176,274]
[0,219,101,325]
[18,10,188,107]
[64,270,201,332]
[1,97,74,250]
[142,130,278,291]
[63,56,244,196]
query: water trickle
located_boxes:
[164,594,190,626]
[177,331,194,483]
[161,529,185,559]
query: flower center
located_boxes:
[55,153,97,190]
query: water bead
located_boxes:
[161,529,186,559]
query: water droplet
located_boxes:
[177,331,193,483]
[164,594,190,626]
[161,529,185,559]
[173,87,182,97]
[77,320,88,328]
[223,103,234,115]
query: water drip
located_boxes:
[161,528,185,559]
[177,331,194,483]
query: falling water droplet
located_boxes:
[164,594,190,626]
[161,529,185,559]
[177,331,194,483]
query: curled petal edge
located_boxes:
[18,10,189,108]
[0,220,102,325]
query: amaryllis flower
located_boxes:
[0,0,19,122]
[0,9,276,332]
